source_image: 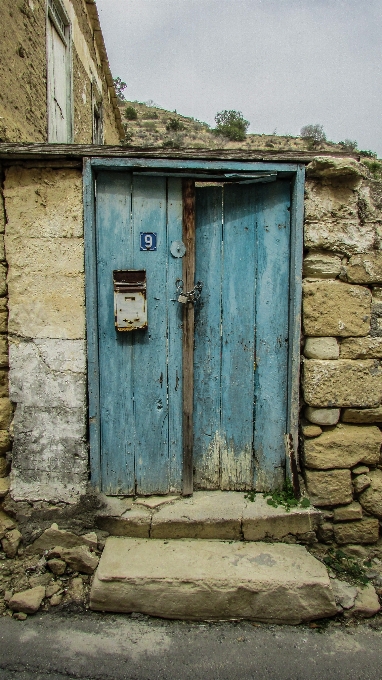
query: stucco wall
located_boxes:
[3,166,87,503]
[0,0,120,144]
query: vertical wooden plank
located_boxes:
[84,160,101,490]
[287,165,305,485]
[96,171,135,494]
[253,179,291,491]
[193,186,223,488]
[221,184,256,490]
[133,175,169,495]
[167,178,184,492]
[182,180,195,496]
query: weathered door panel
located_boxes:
[97,172,135,494]
[253,179,291,490]
[96,172,183,495]
[193,180,291,491]
[193,186,222,488]
[221,184,256,490]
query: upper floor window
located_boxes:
[47,0,73,143]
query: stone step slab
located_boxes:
[90,537,337,624]
[96,491,321,542]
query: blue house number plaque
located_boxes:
[140,232,157,251]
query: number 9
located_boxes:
[144,234,153,249]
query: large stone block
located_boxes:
[7,273,85,340]
[304,337,339,360]
[0,370,9,398]
[0,297,8,333]
[6,235,84,276]
[303,424,381,470]
[333,518,379,545]
[303,281,371,337]
[10,404,87,503]
[0,264,7,297]
[305,407,340,426]
[303,252,342,279]
[151,491,243,540]
[9,340,86,408]
[303,359,382,408]
[305,469,353,506]
[333,502,363,522]
[0,430,11,455]
[304,220,376,257]
[0,335,8,367]
[345,253,382,284]
[4,167,83,238]
[90,537,337,624]
[359,470,382,518]
[303,179,375,255]
[306,157,363,181]
[340,337,382,359]
[0,398,12,429]
[342,407,382,423]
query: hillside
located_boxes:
[119,100,349,153]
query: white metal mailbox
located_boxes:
[113,270,147,331]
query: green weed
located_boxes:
[244,478,311,512]
[323,548,368,586]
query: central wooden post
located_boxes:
[182,179,195,496]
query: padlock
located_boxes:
[178,293,189,304]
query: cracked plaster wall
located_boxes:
[3,165,87,503]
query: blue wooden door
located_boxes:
[193,180,291,491]
[96,172,183,494]
[95,173,291,494]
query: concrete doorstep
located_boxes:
[89,537,337,624]
[96,491,320,542]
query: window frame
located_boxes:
[46,0,73,143]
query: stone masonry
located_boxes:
[302,156,382,545]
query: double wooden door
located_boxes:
[95,171,291,495]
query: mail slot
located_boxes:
[113,270,147,331]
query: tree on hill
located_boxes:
[214,110,249,141]
[300,124,326,145]
[113,77,127,102]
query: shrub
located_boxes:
[124,106,138,121]
[360,149,378,158]
[163,133,184,149]
[339,139,358,152]
[214,110,249,141]
[300,124,326,145]
[142,110,159,120]
[121,126,133,145]
[142,121,157,131]
[362,159,382,178]
[166,117,185,132]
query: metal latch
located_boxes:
[176,279,203,305]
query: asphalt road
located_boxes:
[0,611,382,680]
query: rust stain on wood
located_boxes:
[182,179,195,496]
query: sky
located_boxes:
[96,0,382,156]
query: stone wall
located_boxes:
[0,172,12,502]
[0,0,121,144]
[302,157,382,545]
[2,165,88,503]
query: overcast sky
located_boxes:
[96,0,382,156]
